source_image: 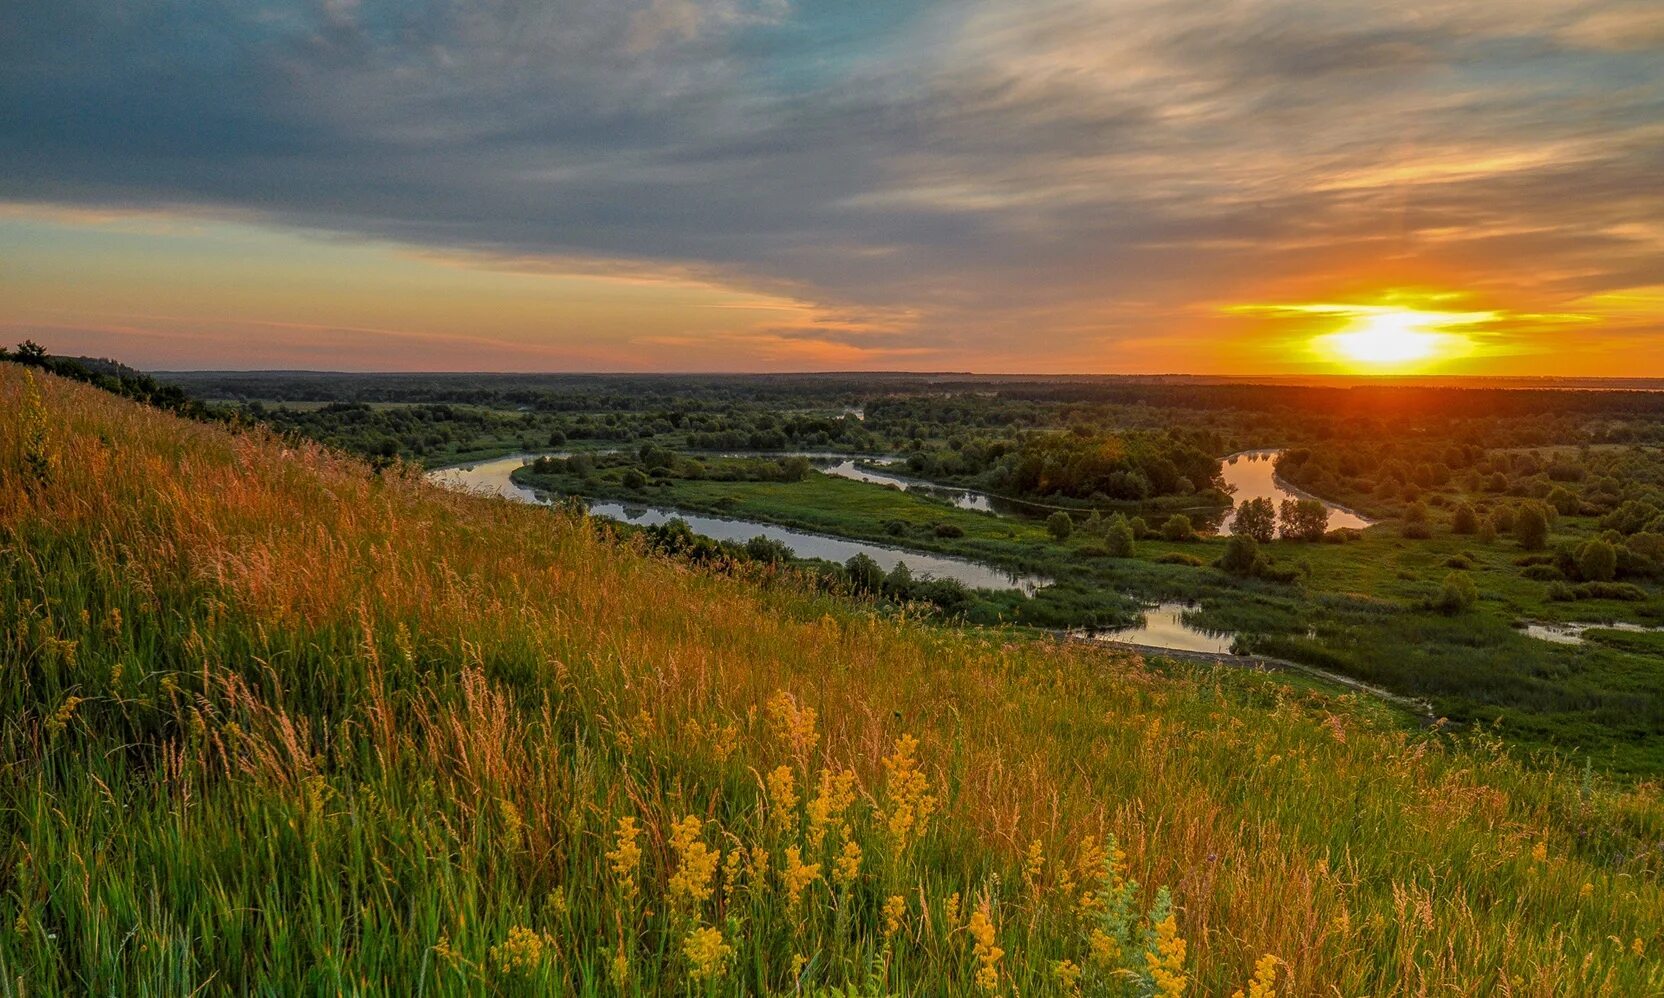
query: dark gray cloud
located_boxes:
[3,0,1661,361]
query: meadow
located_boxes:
[5,366,1664,994]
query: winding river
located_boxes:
[428,454,1050,594]
[1215,450,1373,535]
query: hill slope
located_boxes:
[2,365,1661,995]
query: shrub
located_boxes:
[621,468,648,490]
[1104,515,1136,558]
[1160,514,1194,542]
[1046,511,1074,541]
[1451,503,1479,535]
[1577,538,1617,583]
[1127,516,1151,540]
[1522,564,1564,582]
[1154,552,1205,567]
[1220,534,1260,576]
[933,523,965,539]
[1434,572,1479,614]
[1514,504,1549,550]
[1322,527,1362,544]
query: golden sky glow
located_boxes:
[2,0,1662,373]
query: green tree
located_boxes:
[1401,501,1432,539]
[1514,504,1549,550]
[1278,498,1329,542]
[621,468,648,490]
[845,553,883,594]
[1231,497,1276,543]
[1577,538,1617,582]
[1547,485,1579,516]
[1046,511,1074,541]
[1104,515,1135,558]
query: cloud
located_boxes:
[1,0,1660,368]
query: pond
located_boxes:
[1521,620,1664,645]
[428,454,1050,594]
[1074,602,1237,655]
[1215,450,1374,536]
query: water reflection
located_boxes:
[1522,621,1664,645]
[1215,450,1373,536]
[1077,602,1237,655]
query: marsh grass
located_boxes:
[2,367,1661,994]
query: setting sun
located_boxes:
[1320,307,1487,367]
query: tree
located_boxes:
[1577,538,1617,582]
[1547,485,1579,516]
[1450,502,1479,535]
[1278,498,1329,542]
[1231,497,1276,543]
[845,553,883,594]
[1514,504,1549,550]
[1160,514,1194,542]
[1046,511,1074,541]
[1104,515,1135,558]
[1401,501,1432,539]
[621,468,648,490]
[1220,534,1260,576]
[1434,572,1478,614]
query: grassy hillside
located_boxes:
[2,365,1662,995]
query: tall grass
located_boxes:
[2,366,1661,995]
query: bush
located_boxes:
[1046,511,1074,541]
[1514,504,1549,550]
[621,468,648,490]
[1433,572,1479,614]
[1577,538,1617,583]
[1127,516,1151,540]
[1522,564,1564,582]
[1322,528,1362,544]
[1160,514,1195,542]
[1154,552,1205,567]
[1220,533,1260,576]
[1104,515,1136,558]
[885,519,909,537]
[1451,503,1479,535]
[933,522,965,539]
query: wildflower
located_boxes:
[1023,839,1046,900]
[1088,929,1116,966]
[834,838,862,887]
[967,902,1004,994]
[683,925,733,981]
[709,721,739,763]
[609,948,631,987]
[746,845,771,902]
[668,816,719,909]
[1231,954,1282,998]
[806,768,857,850]
[881,734,937,850]
[782,846,822,910]
[45,696,83,735]
[1530,840,1548,865]
[722,847,744,906]
[1054,959,1083,998]
[767,765,799,832]
[767,691,819,766]
[490,925,553,976]
[103,606,123,639]
[943,892,961,931]
[497,798,524,851]
[1633,938,1646,957]
[883,895,907,937]
[1580,882,1593,899]
[1145,912,1188,997]
[608,816,642,902]
[433,935,468,970]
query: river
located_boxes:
[428,454,1050,594]
[1215,450,1373,535]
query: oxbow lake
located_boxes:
[428,454,1049,594]
[1216,449,1373,536]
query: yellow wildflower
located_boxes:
[834,838,862,887]
[490,925,553,976]
[683,925,733,981]
[1633,938,1646,957]
[782,846,822,910]
[722,847,744,906]
[1580,882,1594,899]
[806,768,857,850]
[1231,954,1281,998]
[1145,913,1188,997]
[768,765,799,832]
[967,902,1004,994]
[668,815,719,909]
[881,734,937,850]
[1054,959,1083,998]
[1531,840,1548,865]
[943,892,961,931]
[766,691,819,766]
[883,894,907,937]
[1089,928,1116,966]
[607,816,642,902]
[1023,839,1046,899]
[609,948,631,987]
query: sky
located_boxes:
[2,0,1662,374]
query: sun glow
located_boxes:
[1227,298,1500,372]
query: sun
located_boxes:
[1325,309,1455,365]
